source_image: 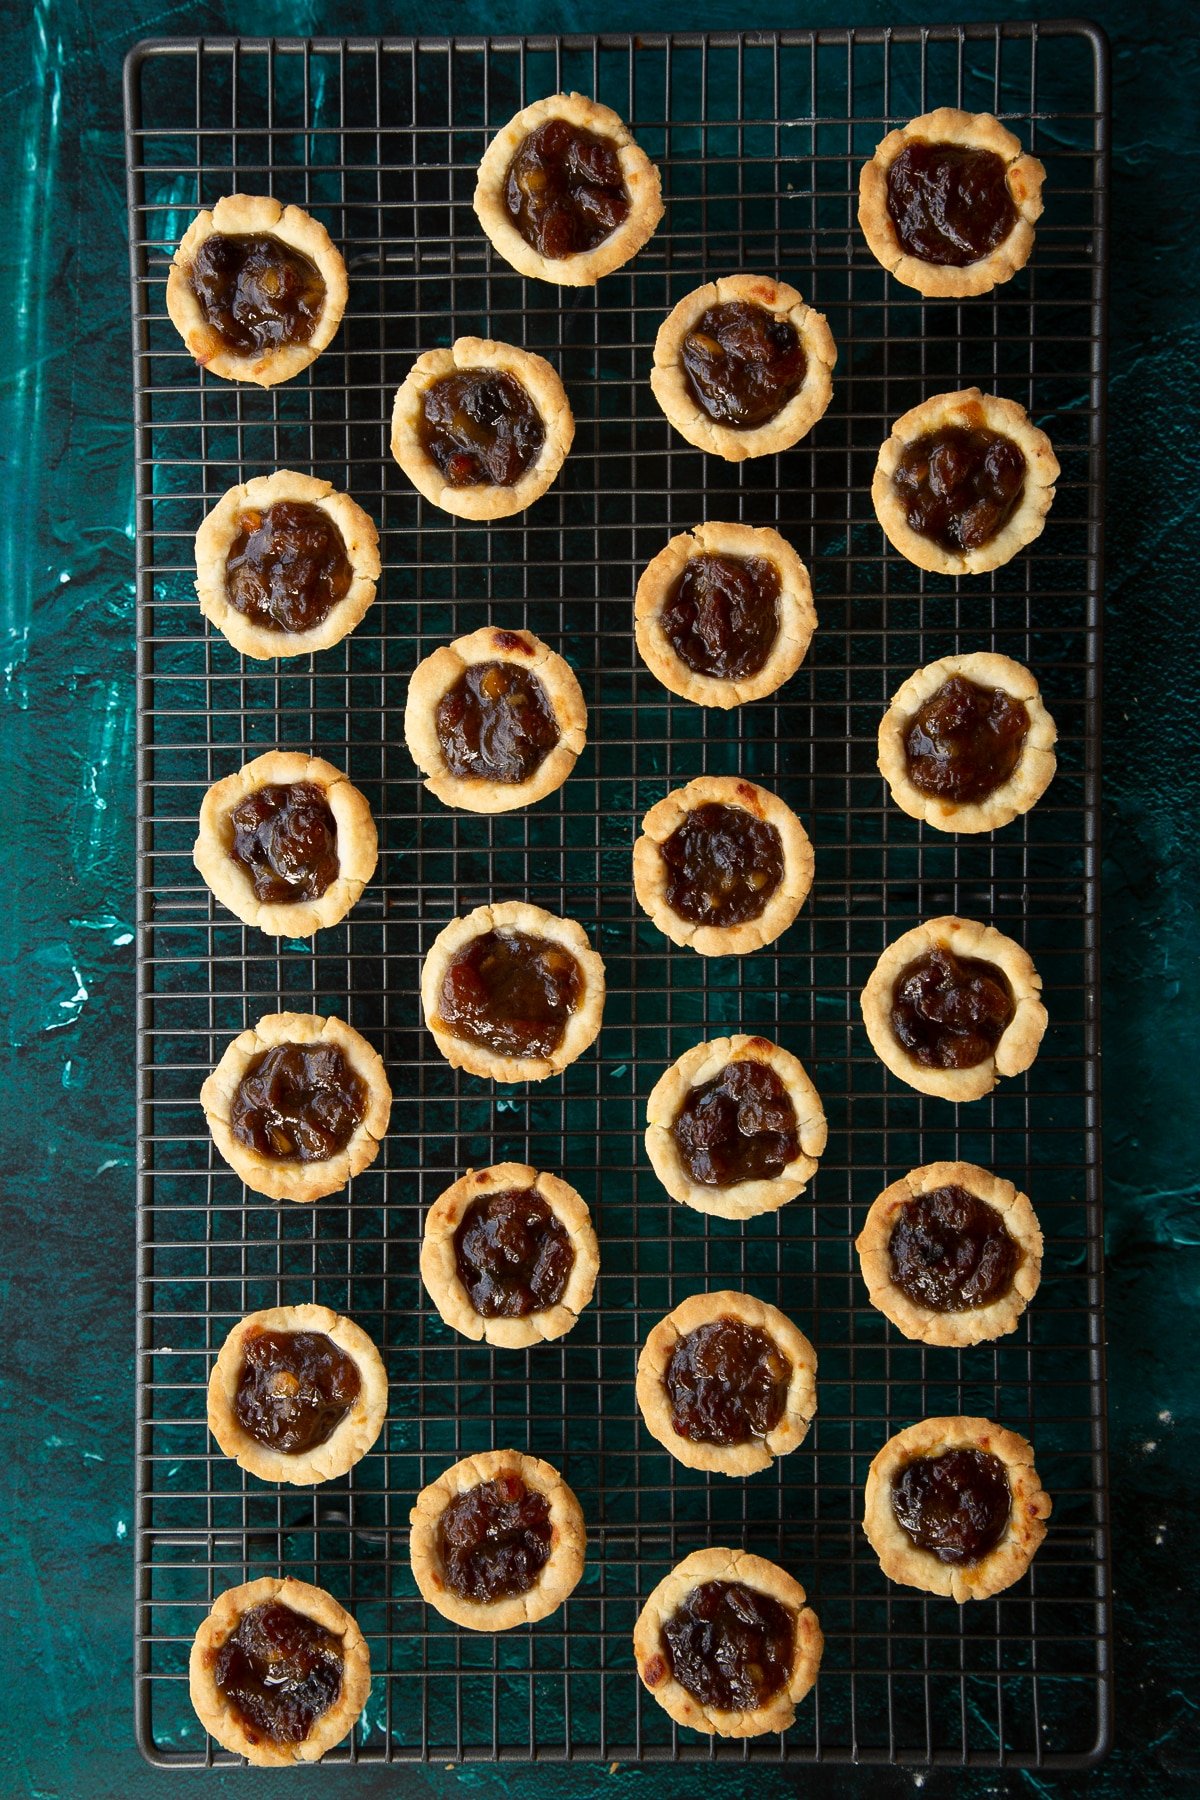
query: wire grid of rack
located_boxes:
[125,23,1110,1768]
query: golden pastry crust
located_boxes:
[420,1162,599,1348]
[634,521,817,709]
[856,1161,1043,1347]
[193,750,378,936]
[404,627,587,813]
[390,338,574,519]
[645,1034,826,1219]
[651,275,836,462]
[872,388,1059,576]
[206,1304,388,1484]
[473,91,663,285]
[858,109,1046,298]
[166,194,349,386]
[863,1415,1052,1602]
[633,776,813,956]
[409,1449,586,1631]
[200,1011,392,1201]
[860,914,1048,1102]
[633,1547,823,1738]
[636,1289,817,1475]
[194,469,381,660]
[420,900,606,1083]
[188,1576,371,1765]
[877,652,1057,833]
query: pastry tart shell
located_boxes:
[634,521,817,709]
[200,1011,392,1201]
[207,1303,388,1484]
[390,337,574,519]
[877,651,1057,832]
[194,469,380,660]
[420,1162,599,1348]
[636,1288,817,1475]
[645,1033,826,1218]
[193,750,378,936]
[860,913,1048,1102]
[409,1449,586,1632]
[420,900,606,1083]
[863,1415,1052,1601]
[634,1546,823,1738]
[856,1161,1043,1346]
[872,387,1059,576]
[404,626,587,812]
[188,1576,371,1765]
[166,194,349,386]
[633,775,814,956]
[858,109,1045,298]
[651,274,836,462]
[473,91,663,286]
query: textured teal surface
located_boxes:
[1,1,1196,1796]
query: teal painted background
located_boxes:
[2,1,1196,1795]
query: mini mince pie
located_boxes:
[860,914,1047,1103]
[645,1033,826,1219]
[636,1289,817,1476]
[195,469,380,660]
[404,626,587,813]
[651,275,836,462]
[421,900,606,1084]
[634,521,816,709]
[878,651,1057,833]
[193,750,377,936]
[189,1576,371,1765]
[473,91,663,285]
[201,1011,392,1202]
[857,1161,1043,1347]
[859,108,1046,298]
[633,776,813,956]
[863,1415,1052,1602]
[872,387,1059,576]
[634,1547,823,1738]
[420,1162,600,1348]
[409,1449,586,1631]
[166,194,349,387]
[390,337,574,520]
[207,1303,388,1484]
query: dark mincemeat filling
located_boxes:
[665,1315,792,1445]
[234,1326,362,1455]
[903,675,1031,804]
[670,1057,799,1187]
[504,118,631,260]
[661,801,785,929]
[229,781,339,904]
[662,1579,795,1712]
[438,1474,553,1602]
[229,1041,367,1161]
[886,140,1017,267]
[890,946,1015,1071]
[212,1601,343,1746]
[660,552,781,681]
[224,500,353,635]
[680,300,807,429]
[892,425,1027,554]
[418,371,545,488]
[453,1187,575,1318]
[889,1184,1020,1313]
[892,1447,1012,1565]
[189,231,326,354]
[435,660,559,785]
[438,929,581,1061]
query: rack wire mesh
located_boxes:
[125,23,1110,1767]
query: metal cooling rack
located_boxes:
[125,23,1110,1768]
